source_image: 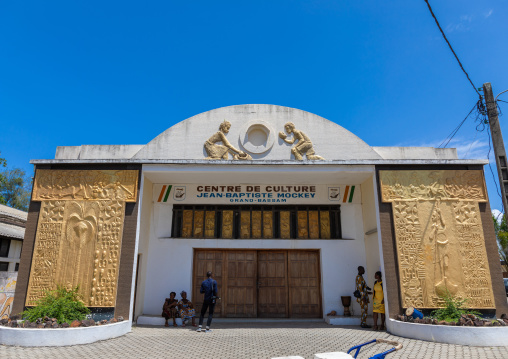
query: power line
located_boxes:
[423,0,480,97]
[438,102,477,148]
[463,130,479,158]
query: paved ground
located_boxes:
[1,322,508,359]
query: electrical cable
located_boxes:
[422,1,506,211]
[438,102,477,148]
[495,89,508,102]
[423,0,480,97]
[463,130,479,159]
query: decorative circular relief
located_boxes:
[239,120,275,154]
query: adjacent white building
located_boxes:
[0,204,26,318]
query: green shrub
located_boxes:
[22,285,90,324]
[431,291,482,322]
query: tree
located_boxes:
[492,214,508,272]
[0,168,32,211]
[0,151,7,205]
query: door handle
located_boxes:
[257,282,261,289]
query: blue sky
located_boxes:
[1,1,508,211]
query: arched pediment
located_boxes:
[133,104,382,161]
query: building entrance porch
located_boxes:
[192,249,321,318]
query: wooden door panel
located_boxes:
[288,251,321,318]
[258,251,288,318]
[225,251,257,317]
[193,250,224,317]
[193,249,321,319]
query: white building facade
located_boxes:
[13,105,508,329]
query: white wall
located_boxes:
[139,200,370,318]
[133,177,153,320]
[361,176,381,315]
[133,104,382,161]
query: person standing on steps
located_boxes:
[356,266,372,328]
[372,271,385,331]
[196,271,218,333]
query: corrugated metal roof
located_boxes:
[0,204,28,221]
[0,222,25,240]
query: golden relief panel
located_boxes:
[320,211,331,239]
[309,211,319,239]
[222,210,233,239]
[205,211,215,238]
[26,200,125,307]
[182,210,193,238]
[193,211,204,237]
[382,170,494,309]
[452,202,494,308]
[33,170,138,202]
[26,169,138,308]
[240,211,251,239]
[252,211,262,238]
[380,170,487,202]
[280,211,291,239]
[263,211,273,239]
[297,211,308,239]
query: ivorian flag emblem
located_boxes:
[342,185,355,203]
[157,185,172,202]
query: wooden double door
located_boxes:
[192,250,321,318]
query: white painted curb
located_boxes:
[388,318,508,347]
[314,353,353,358]
[0,320,131,347]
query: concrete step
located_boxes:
[136,315,323,326]
[325,315,374,326]
[137,314,376,326]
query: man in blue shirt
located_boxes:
[196,270,218,333]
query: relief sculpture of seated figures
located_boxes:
[279,122,324,160]
[204,120,252,160]
[162,291,179,327]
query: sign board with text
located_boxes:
[153,184,360,205]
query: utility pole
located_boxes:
[484,82,508,214]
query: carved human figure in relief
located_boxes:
[204,121,251,160]
[429,200,458,297]
[279,122,324,160]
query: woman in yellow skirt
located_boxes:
[372,271,385,330]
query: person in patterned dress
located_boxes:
[356,266,372,328]
[162,292,178,327]
[178,291,196,327]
